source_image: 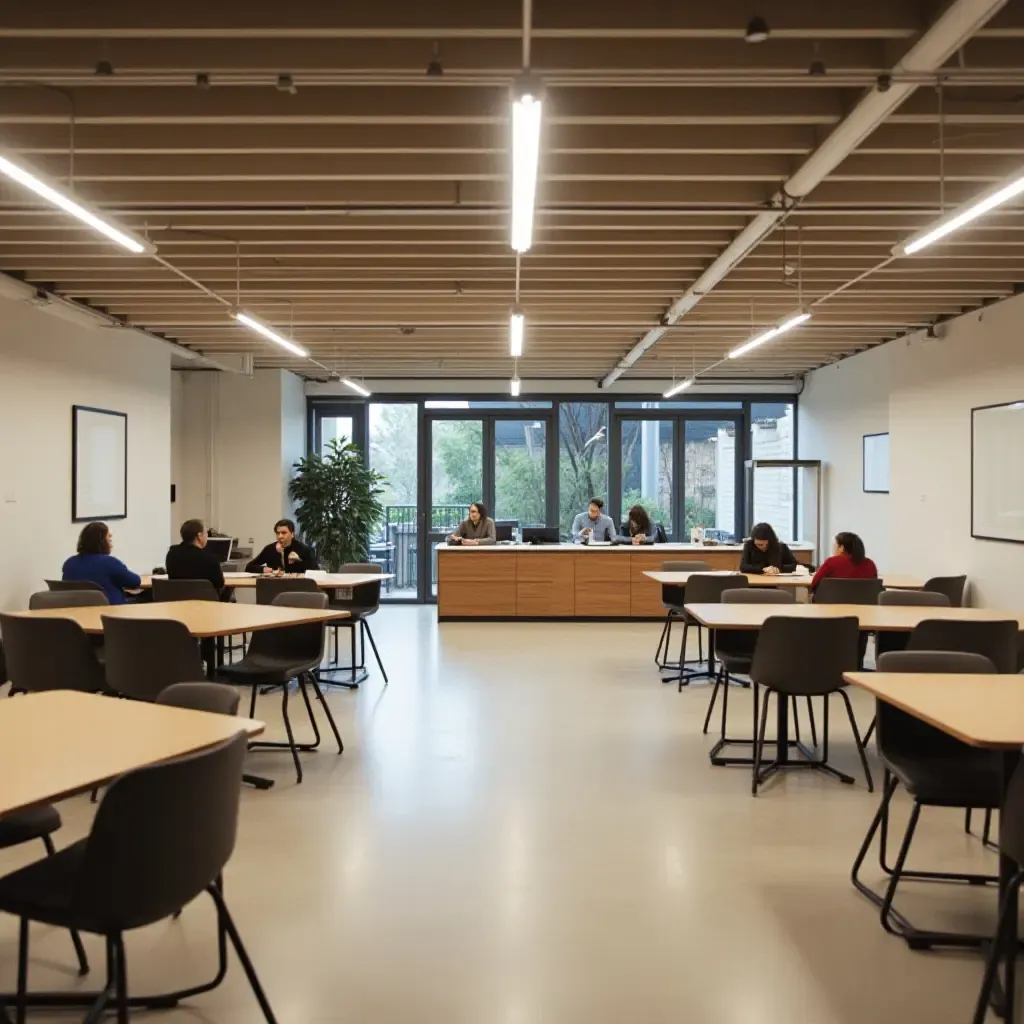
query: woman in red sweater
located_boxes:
[810,532,878,590]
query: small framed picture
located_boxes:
[72,405,128,521]
[862,432,890,494]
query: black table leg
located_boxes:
[775,689,790,765]
[996,749,1021,1019]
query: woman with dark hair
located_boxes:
[449,501,496,546]
[740,522,797,576]
[62,521,142,604]
[622,504,667,545]
[810,531,878,590]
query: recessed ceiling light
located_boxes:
[745,16,770,43]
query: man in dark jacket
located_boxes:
[246,518,319,574]
[166,519,226,594]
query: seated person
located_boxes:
[572,497,616,543]
[621,504,667,545]
[810,531,878,590]
[165,518,226,597]
[62,521,142,605]
[740,522,798,576]
[245,518,319,575]
[448,502,496,546]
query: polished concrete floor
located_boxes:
[0,607,1002,1023]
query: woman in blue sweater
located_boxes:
[62,522,142,605]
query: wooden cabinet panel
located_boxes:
[437,552,517,582]
[630,552,670,617]
[517,582,575,617]
[573,554,631,585]
[438,582,517,617]
[516,554,574,585]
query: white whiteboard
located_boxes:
[862,433,890,493]
[73,406,127,520]
[972,401,1024,543]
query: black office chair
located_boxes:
[103,616,206,702]
[851,650,1001,948]
[0,614,108,695]
[671,573,748,689]
[906,619,1018,673]
[325,563,388,687]
[655,561,711,671]
[874,589,951,662]
[922,574,967,608]
[219,593,343,784]
[749,615,871,795]
[45,579,103,593]
[152,578,221,603]
[0,733,279,1024]
[28,591,109,611]
[813,578,883,605]
[254,576,319,606]
[157,681,241,717]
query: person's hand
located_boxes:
[275,540,285,555]
[631,534,643,545]
[287,551,300,563]
[763,565,780,576]
[463,538,479,546]
[262,567,274,576]
[581,527,592,536]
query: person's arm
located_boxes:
[476,519,497,545]
[245,543,273,573]
[571,513,586,541]
[106,556,141,591]
[810,555,837,590]
[779,542,798,573]
[739,541,761,575]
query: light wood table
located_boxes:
[9,600,350,637]
[0,690,264,815]
[140,571,394,590]
[845,671,1024,1020]
[644,570,924,590]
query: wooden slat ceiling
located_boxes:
[1,0,1024,383]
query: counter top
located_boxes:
[437,541,816,554]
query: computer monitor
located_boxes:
[494,520,517,542]
[522,526,560,545]
[205,537,234,563]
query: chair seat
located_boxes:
[220,654,323,685]
[0,804,61,850]
[884,751,1002,807]
[0,841,96,931]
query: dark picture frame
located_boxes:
[971,399,1024,545]
[72,405,128,521]
[862,432,890,494]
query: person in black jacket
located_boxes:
[739,522,797,576]
[165,519,226,596]
[246,518,319,574]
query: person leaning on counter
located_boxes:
[448,502,496,545]
[572,497,616,543]
[246,518,319,574]
[621,504,667,544]
[739,522,797,576]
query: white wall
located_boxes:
[0,297,171,609]
[800,291,1024,608]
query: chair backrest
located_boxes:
[45,579,103,593]
[29,590,109,610]
[878,589,950,607]
[75,731,247,931]
[813,577,883,605]
[339,562,382,610]
[157,681,240,716]
[906,619,1018,674]
[873,650,997,765]
[661,561,712,607]
[244,592,329,666]
[1000,759,1024,867]
[750,615,860,695]
[0,614,108,694]
[922,575,967,608]
[684,573,748,604]
[255,575,320,605]
[722,588,795,605]
[102,616,206,702]
[153,578,220,603]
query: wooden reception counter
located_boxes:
[436,543,815,620]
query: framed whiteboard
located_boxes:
[972,400,1024,544]
[72,405,127,521]
[862,432,890,494]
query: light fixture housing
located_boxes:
[728,310,811,360]
[230,308,309,358]
[663,378,693,399]
[510,377,522,397]
[893,168,1024,257]
[745,16,770,43]
[341,378,371,397]
[509,307,525,357]
[511,78,543,254]
[0,152,155,255]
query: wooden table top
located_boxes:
[684,602,1024,632]
[0,691,265,815]
[8,600,350,638]
[645,570,923,589]
[141,571,394,589]
[844,672,1024,749]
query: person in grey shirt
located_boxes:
[449,501,496,545]
[572,497,616,543]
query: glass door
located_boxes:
[494,418,547,530]
[683,418,741,542]
[618,418,676,538]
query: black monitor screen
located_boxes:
[205,537,234,562]
[494,521,516,542]
[522,526,559,544]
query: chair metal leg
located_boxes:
[308,673,344,754]
[974,870,1024,1024]
[248,683,258,720]
[806,697,818,748]
[15,917,28,1024]
[655,613,671,666]
[296,675,322,749]
[862,714,876,747]
[966,807,974,835]
[792,696,801,743]
[752,688,772,796]
[40,834,89,976]
[983,808,994,846]
[838,687,874,792]
[112,934,129,1024]
[702,666,723,735]
[880,802,922,937]
[362,621,389,684]
[280,684,302,784]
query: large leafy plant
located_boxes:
[289,438,386,572]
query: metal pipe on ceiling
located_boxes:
[599,0,1010,388]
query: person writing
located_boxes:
[448,502,496,545]
[621,505,667,545]
[165,519,226,596]
[62,522,142,605]
[246,519,319,575]
[810,531,878,590]
[572,497,616,543]
[740,522,798,576]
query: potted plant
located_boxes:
[289,438,386,572]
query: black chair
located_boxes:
[749,615,871,795]
[671,573,748,689]
[922,574,967,608]
[813,578,884,604]
[0,733,279,1024]
[0,614,108,695]
[851,650,1001,949]
[254,576,319,606]
[906,619,1018,674]
[325,563,388,687]
[655,561,711,671]
[45,580,103,593]
[28,591,109,611]
[219,593,343,784]
[157,681,241,717]
[102,616,206,702]
[874,589,951,663]
[152,578,220,603]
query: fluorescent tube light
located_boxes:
[510,377,522,397]
[894,169,1024,257]
[341,378,371,397]
[511,90,542,253]
[510,309,525,356]
[728,311,811,360]
[230,309,309,358]
[0,153,155,255]
[663,378,693,399]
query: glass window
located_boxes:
[319,415,353,456]
[684,420,737,542]
[494,420,546,527]
[424,400,552,410]
[559,402,608,538]
[620,419,673,536]
[750,402,796,541]
[615,401,742,410]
